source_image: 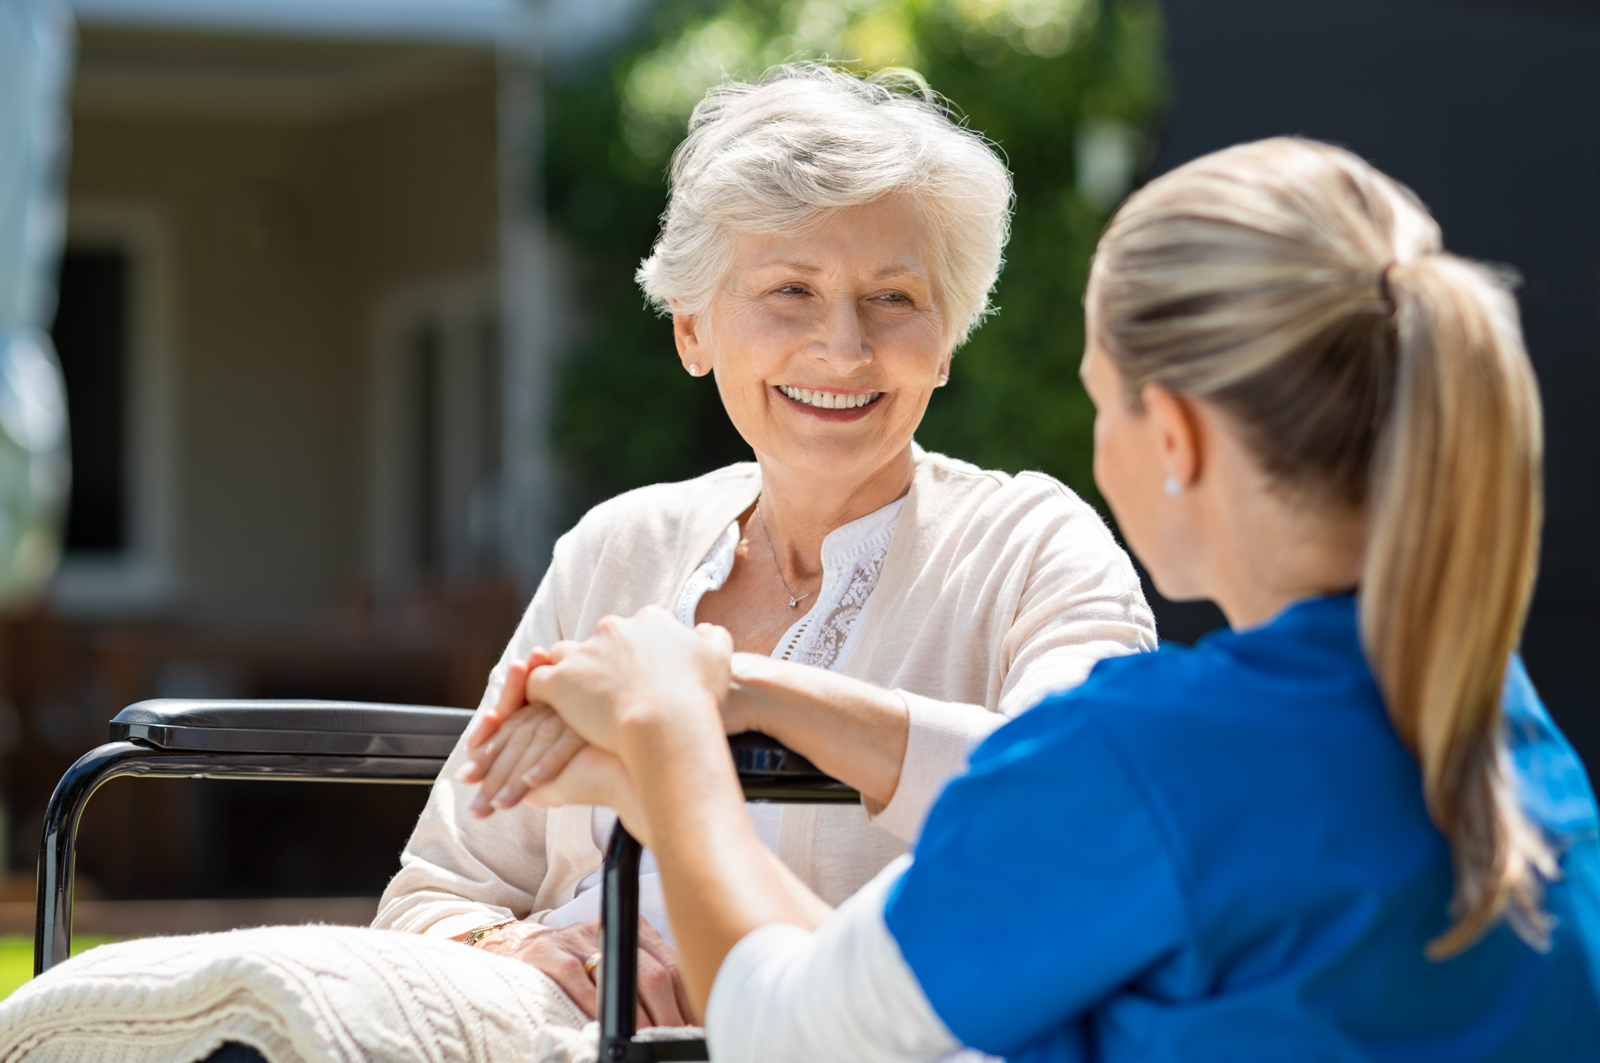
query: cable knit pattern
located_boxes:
[0,925,593,1063]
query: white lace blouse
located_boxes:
[539,498,906,942]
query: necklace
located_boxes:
[755,503,814,609]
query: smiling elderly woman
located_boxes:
[374,64,1156,1029]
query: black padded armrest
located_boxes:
[105,701,857,796]
[730,732,856,797]
[110,699,473,757]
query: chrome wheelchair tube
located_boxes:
[34,742,445,975]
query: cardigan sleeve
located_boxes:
[371,546,567,939]
[869,475,1158,843]
[870,692,1006,842]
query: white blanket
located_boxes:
[0,925,621,1063]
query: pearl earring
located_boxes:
[1163,475,1183,498]
[936,372,949,387]
[688,364,700,376]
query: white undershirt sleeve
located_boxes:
[705,856,962,1063]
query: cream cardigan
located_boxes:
[374,448,1157,939]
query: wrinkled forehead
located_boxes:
[730,197,933,269]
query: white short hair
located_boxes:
[636,64,1014,348]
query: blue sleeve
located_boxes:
[1502,654,1598,843]
[882,696,1188,1058]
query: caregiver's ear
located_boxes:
[1140,381,1203,490]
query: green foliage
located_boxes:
[545,0,1165,519]
[0,934,115,1002]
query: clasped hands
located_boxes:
[457,607,735,846]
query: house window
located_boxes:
[48,203,177,613]
[372,275,502,592]
[410,320,444,575]
[52,248,130,554]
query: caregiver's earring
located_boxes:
[1163,475,1183,498]
[688,364,701,376]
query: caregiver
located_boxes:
[513,137,1600,1060]
[374,62,1156,1025]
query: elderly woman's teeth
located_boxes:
[780,386,880,410]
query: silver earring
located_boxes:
[1163,475,1183,498]
[688,364,700,376]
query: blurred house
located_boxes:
[0,0,639,899]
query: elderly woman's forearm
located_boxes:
[729,654,909,809]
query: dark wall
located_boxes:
[1151,0,1600,768]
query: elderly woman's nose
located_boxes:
[811,300,871,367]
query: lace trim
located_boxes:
[678,496,902,675]
[774,543,889,671]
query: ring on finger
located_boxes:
[583,951,602,979]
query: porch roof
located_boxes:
[68,0,523,45]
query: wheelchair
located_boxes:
[34,699,858,1063]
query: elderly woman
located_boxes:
[374,63,1155,1026]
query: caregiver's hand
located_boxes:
[472,917,694,1027]
[457,650,589,817]
[526,744,653,847]
[525,608,734,752]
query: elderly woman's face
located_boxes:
[675,197,950,485]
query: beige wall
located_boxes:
[62,33,499,624]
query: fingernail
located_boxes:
[492,787,517,809]
[456,763,482,783]
[469,793,492,816]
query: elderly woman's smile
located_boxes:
[776,385,881,412]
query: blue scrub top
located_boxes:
[885,594,1600,1061]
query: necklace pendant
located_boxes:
[788,596,800,608]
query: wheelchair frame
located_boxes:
[34,699,858,1063]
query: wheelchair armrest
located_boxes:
[110,699,474,758]
[729,732,858,799]
[106,702,856,789]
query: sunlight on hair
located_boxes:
[635,63,1013,349]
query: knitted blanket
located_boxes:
[0,925,621,1063]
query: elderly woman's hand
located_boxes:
[525,608,733,753]
[458,650,590,818]
[472,917,693,1027]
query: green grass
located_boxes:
[0,935,118,1002]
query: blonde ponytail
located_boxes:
[1092,137,1555,958]
[1362,255,1555,957]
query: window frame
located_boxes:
[50,201,180,614]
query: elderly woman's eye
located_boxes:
[775,284,808,296]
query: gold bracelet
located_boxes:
[459,918,518,947]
